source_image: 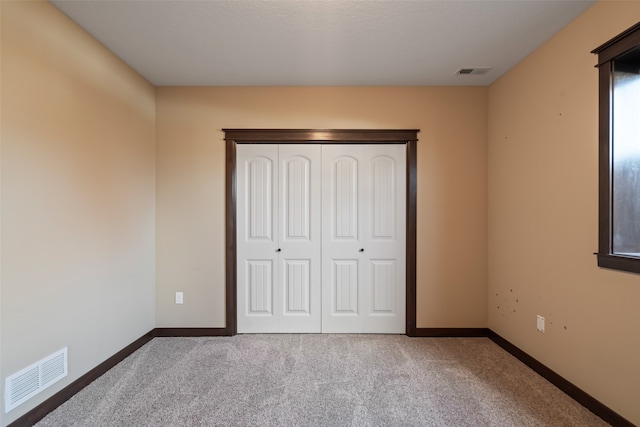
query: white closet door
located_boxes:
[321,145,406,333]
[237,144,321,333]
[278,145,321,332]
[237,144,279,333]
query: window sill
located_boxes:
[596,253,640,274]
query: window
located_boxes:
[593,22,640,274]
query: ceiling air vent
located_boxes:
[456,67,492,76]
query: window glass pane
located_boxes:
[612,67,640,256]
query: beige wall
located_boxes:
[155,87,488,328]
[8,0,639,424]
[488,1,640,424]
[0,2,156,424]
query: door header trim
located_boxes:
[223,129,419,143]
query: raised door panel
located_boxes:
[283,260,310,313]
[370,260,395,313]
[333,157,359,240]
[332,260,359,314]
[372,156,396,240]
[282,156,311,241]
[247,260,274,314]
[247,157,274,241]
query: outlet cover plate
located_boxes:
[536,315,545,333]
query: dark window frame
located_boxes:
[592,22,640,274]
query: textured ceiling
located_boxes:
[50,0,595,87]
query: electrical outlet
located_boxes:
[536,315,545,333]
[175,292,184,304]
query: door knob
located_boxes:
[276,248,281,252]
[359,248,364,252]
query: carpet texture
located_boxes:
[35,335,608,426]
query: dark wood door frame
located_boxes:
[224,129,419,336]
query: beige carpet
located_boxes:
[36,335,608,426]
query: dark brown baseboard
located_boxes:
[155,327,231,337]
[487,330,635,427]
[410,327,490,337]
[8,329,156,427]
[8,328,634,427]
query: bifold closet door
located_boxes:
[236,144,321,333]
[321,145,406,333]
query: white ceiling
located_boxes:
[50,0,595,87]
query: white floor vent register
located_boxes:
[4,347,68,413]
